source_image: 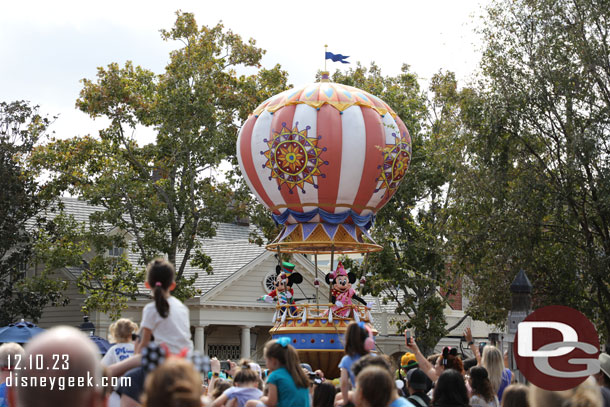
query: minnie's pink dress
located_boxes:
[332,288,356,317]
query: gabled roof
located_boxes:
[177,240,268,296]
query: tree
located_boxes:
[0,101,86,324]
[329,65,463,354]
[447,0,610,340]
[32,12,289,318]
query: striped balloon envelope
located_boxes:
[237,75,412,254]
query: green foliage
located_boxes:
[446,0,610,340]
[32,12,289,317]
[0,101,85,324]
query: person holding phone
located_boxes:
[403,330,441,382]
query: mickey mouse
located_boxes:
[258,261,303,305]
[325,262,369,317]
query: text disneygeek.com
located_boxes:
[5,373,131,391]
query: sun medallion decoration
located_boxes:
[262,123,327,193]
[376,130,412,195]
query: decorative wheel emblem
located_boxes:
[376,130,412,195]
[262,123,327,193]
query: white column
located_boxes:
[194,326,205,354]
[241,326,251,359]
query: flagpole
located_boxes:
[324,44,328,71]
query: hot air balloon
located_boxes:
[237,73,412,255]
[237,72,412,376]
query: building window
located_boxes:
[108,247,124,257]
[263,272,277,293]
[207,344,241,360]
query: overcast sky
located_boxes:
[0,0,487,144]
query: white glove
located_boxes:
[285,291,293,299]
[335,301,344,308]
[257,295,274,303]
[366,302,374,309]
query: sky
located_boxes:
[0,0,487,144]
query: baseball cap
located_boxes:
[300,363,313,373]
[407,368,427,391]
[600,353,610,379]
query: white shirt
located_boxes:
[101,343,135,366]
[470,394,499,407]
[141,296,193,354]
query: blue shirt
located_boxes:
[390,397,416,407]
[267,367,310,407]
[339,354,362,387]
[497,368,512,402]
[0,382,7,407]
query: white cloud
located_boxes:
[1,0,487,143]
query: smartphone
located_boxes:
[220,361,231,372]
[406,330,412,345]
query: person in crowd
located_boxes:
[481,346,512,403]
[500,384,529,407]
[594,353,610,407]
[118,259,194,407]
[468,367,499,407]
[102,318,138,366]
[406,368,431,407]
[404,331,463,382]
[354,366,395,407]
[212,361,263,407]
[396,352,418,380]
[140,357,202,407]
[349,354,415,407]
[528,377,602,407]
[339,322,374,405]
[211,380,232,400]
[431,369,469,407]
[0,343,24,407]
[258,338,310,407]
[6,326,105,407]
[136,258,193,354]
[312,381,336,407]
[463,328,482,365]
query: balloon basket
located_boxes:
[266,223,382,254]
[270,304,377,378]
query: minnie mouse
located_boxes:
[258,261,303,305]
[325,262,370,317]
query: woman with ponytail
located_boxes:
[211,361,263,407]
[135,258,193,355]
[119,259,194,407]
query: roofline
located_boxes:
[200,250,273,303]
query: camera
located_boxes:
[308,371,322,385]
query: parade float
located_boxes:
[237,72,412,377]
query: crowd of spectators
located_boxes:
[1,259,609,407]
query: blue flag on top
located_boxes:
[325,51,350,64]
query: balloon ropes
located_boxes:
[237,72,412,255]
